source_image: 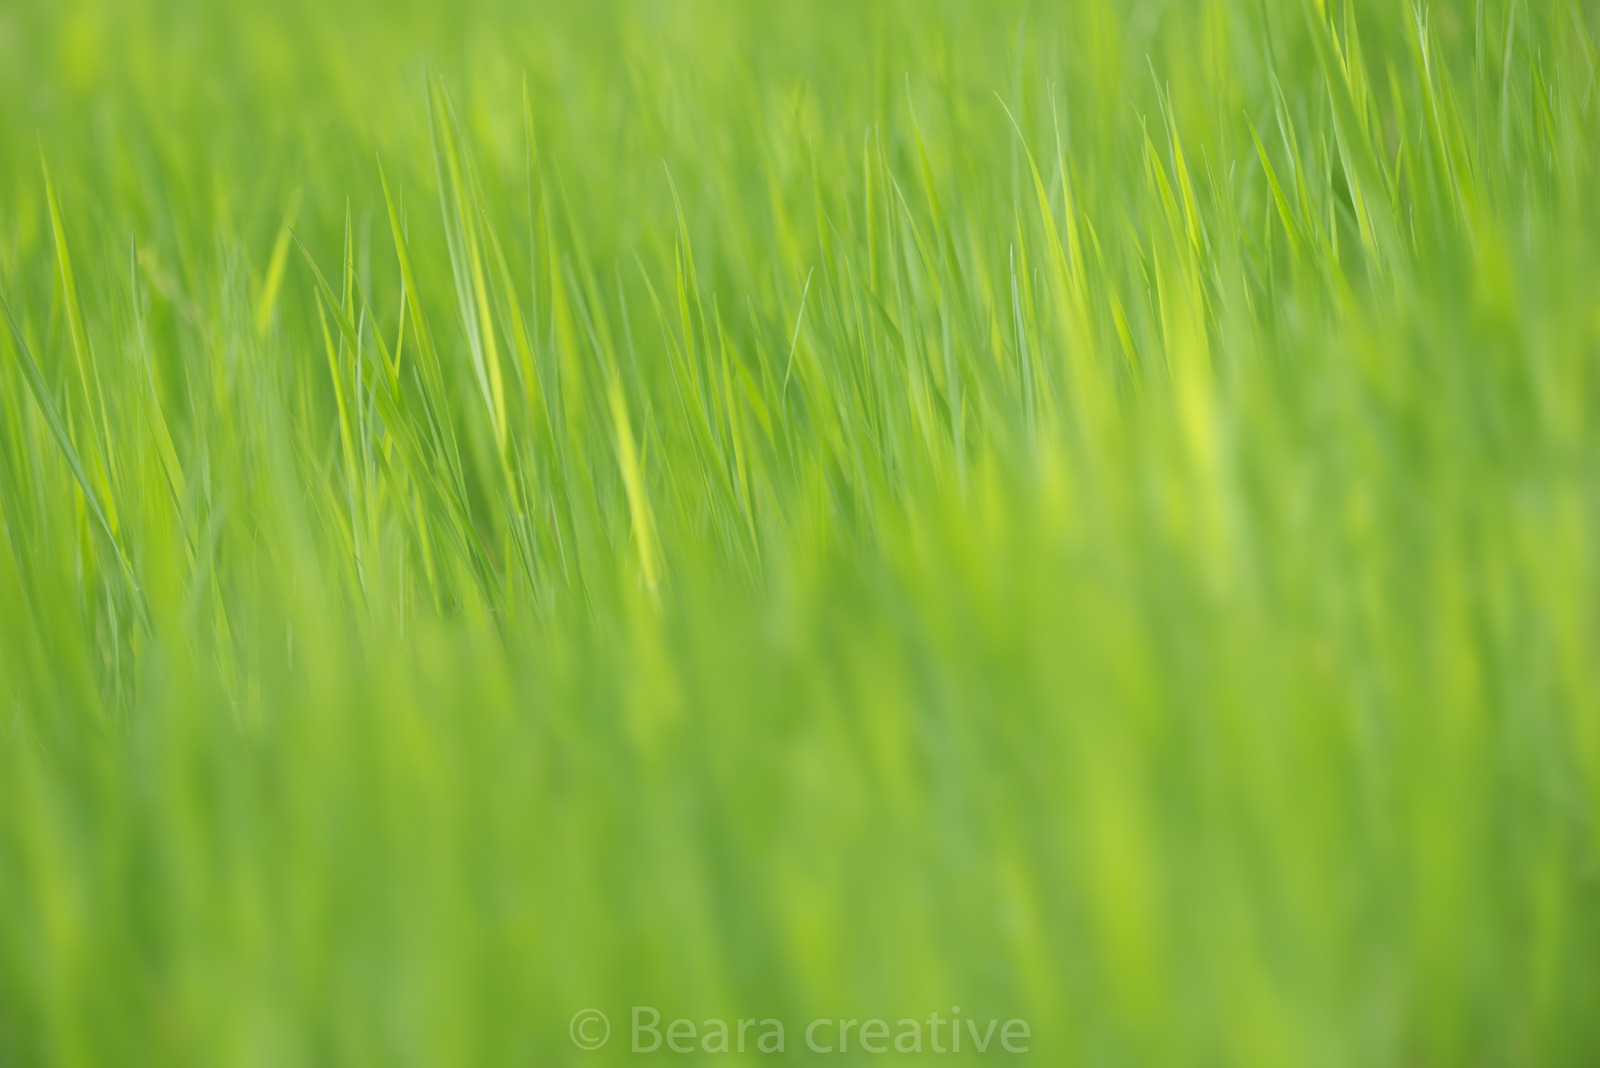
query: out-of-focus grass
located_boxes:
[2,0,1599,1063]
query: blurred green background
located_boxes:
[2,0,1599,1063]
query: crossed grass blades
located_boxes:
[2,0,1599,1064]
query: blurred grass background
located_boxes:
[3,0,1600,1063]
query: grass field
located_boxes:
[3,0,1599,1063]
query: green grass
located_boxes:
[3,0,1599,1063]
